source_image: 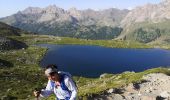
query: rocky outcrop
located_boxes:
[0,37,28,51]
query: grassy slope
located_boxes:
[0,46,47,99]
[1,35,170,99]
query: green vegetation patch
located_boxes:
[134,28,161,43]
[123,20,170,43]
[0,46,47,99]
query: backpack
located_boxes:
[58,71,78,92]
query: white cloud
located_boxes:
[127,7,134,10]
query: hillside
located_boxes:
[0,22,30,51]
[0,37,28,51]
[118,0,170,43]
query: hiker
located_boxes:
[34,65,77,100]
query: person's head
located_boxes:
[44,64,60,82]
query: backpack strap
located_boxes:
[60,74,71,94]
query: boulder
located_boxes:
[158,91,170,99]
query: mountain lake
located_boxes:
[39,44,170,77]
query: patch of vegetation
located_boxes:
[74,25,122,40]
[134,28,161,43]
[0,46,47,99]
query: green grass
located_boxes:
[10,34,152,49]
[0,46,47,99]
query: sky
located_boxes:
[0,0,161,18]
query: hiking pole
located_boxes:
[34,88,41,100]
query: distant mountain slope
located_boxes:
[0,5,128,40]
[121,0,170,27]
[118,0,170,43]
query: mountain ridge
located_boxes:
[0,5,128,40]
[1,0,170,43]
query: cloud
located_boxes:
[127,7,134,10]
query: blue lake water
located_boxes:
[39,44,170,77]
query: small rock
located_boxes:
[107,88,114,93]
[100,73,108,79]
[159,91,170,99]
[112,94,124,100]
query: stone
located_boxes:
[100,73,108,79]
[107,88,114,93]
[159,91,170,99]
[112,94,124,100]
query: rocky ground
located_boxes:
[91,73,170,100]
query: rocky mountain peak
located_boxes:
[44,5,65,14]
[21,7,43,14]
[0,5,129,39]
[68,7,81,18]
[68,7,77,11]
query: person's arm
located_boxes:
[40,80,54,97]
[65,77,77,100]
